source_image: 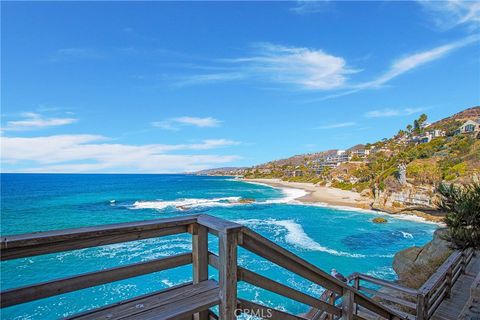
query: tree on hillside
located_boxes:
[437,179,480,249]
[406,124,413,133]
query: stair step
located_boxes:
[66,280,219,320]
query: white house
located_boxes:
[454,119,480,135]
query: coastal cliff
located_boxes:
[393,229,452,289]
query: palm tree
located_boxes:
[437,179,480,249]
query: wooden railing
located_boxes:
[1,214,405,320]
[348,247,475,320]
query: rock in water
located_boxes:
[372,217,388,223]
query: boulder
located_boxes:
[372,217,388,223]
[393,229,452,289]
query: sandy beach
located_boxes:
[242,178,372,210]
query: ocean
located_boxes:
[0,174,437,319]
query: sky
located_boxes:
[1,1,480,173]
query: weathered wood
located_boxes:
[341,288,354,320]
[192,224,209,320]
[1,252,192,308]
[416,292,427,320]
[359,286,417,310]
[427,287,447,317]
[241,228,343,294]
[67,279,219,320]
[419,251,462,295]
[237,298,307,320]
[197,214,242,235]
[1,218,195,261]
[355,273,417,296]
[218,226,240,320]
[210,252,340,316]
[1,216,197,249]
[238,264,342,317]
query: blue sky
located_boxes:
[1,1,479,173]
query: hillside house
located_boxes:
[412,129,446,144]
[347,145,370,158]
[454,119,480,135]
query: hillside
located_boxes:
[199,106,480,214]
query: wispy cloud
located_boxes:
[317,122,356,129]
[51,48,103,61]
[290,0,330,14]
[359,35,480,89]
[309,35,480,102]
[229,43,356,90]
[174,72,246,86]
[152,116,222,131]
[418,0,480,30]
[364,107,426,118]
[1,135,240,173]
[3,112,77,131]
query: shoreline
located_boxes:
[241,178,443,224]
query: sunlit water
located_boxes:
[0,174,437,319]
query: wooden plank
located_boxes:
[241,229,403,320]
[355,274,418,296]
[341,288,354,320]
[1,226,188,261]
[241,228,343,294]
[238,265,341,316]
[192,224,209,320]
[218,227,240,320]
[68,279,219,320]
[238,298,307,320]
[427,286,447,317]
[1,252,192,308]
[197,214,242,235]
[359,286,416,310]
[1,216,197,249]
[419,251,462,295]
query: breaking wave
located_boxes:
[132,196,242,210]
[235,218,365,258]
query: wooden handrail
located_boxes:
[1,214,407,320]
[1,253,192,308]
[348,247,475,320]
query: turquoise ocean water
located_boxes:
[0,174,437,319]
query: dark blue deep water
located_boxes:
[0,174,437,319]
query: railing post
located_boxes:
[341,288,354,320]
[218,226,240,320]
[353,276,360,315]
[445,264,453,299]
[416,292,427,320]
[192,223,209,320]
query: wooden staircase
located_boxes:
[1,214,411,319]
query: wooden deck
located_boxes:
[431,252,480,320]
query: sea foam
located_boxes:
[132,196,242,210]
[236,218,365,258]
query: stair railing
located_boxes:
[1,214,406,320]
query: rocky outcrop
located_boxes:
[393,229,452,289]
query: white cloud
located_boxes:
[364,107,426,118]
[317,122,356,129]
[152,116,222,130]
[418,0,480,30]
[1,135,240,173]
[233,43,356,90]
[360,35,480,89]
[3,112,77,131]
[179,43,355,90]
